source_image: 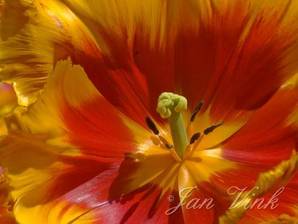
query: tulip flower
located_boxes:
[0,0,297,223]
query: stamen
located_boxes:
[146,117,174,149]
[150,135,160,146]
[169,149,182,162]
[190,100,204,122]
[204,122,223,135]
[159,136,173,149]
[145,117,159,135]
[184,133,204,159]
[190,132,201,144]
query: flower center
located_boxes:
[145,92,224,162]
[113,93,234,198]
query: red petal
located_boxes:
[174,1,298,119]
[223,87,298,166]
[210,159,298,224]
[178,185,216,224]
[70,49,151,125]
[44,1,176,125]
[0,134,110,223]
[60,168,184,224]
[132,31,177,123]
[62,95,137,161]
[22,59,144,162]
[238,174,298,224]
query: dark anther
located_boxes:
[159,136,173,149]
[165,143,173,149]
[190,132,201,144]
[204,122,223,135]
[190,100,204,122]
[145,117,159,135]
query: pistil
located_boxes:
[156,92,189,158]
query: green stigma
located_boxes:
[157,92,189,158]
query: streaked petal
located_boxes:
[0,0,53,106]
[48,168,183,224]
[218,153,298,224]
[223,85,298,166]
[0,59,151,222]
[0,133,110,224]
[208,86,298,211]
[1,1,298,223]
[12,59,147,162]
[238,176,298,224]
[0,0,30,41]
[2,0,298,123]
[37,0,180,124]
[174,0,298,120]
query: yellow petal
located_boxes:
[15,59,97,142]
[0,0,30,41]
[15,201,95,224]
[219,152,298,224]
[190,108,249,150]
[0,134,96,224]
[0,0,96,107]
[184,148,236,183]
[0,0,53,106]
